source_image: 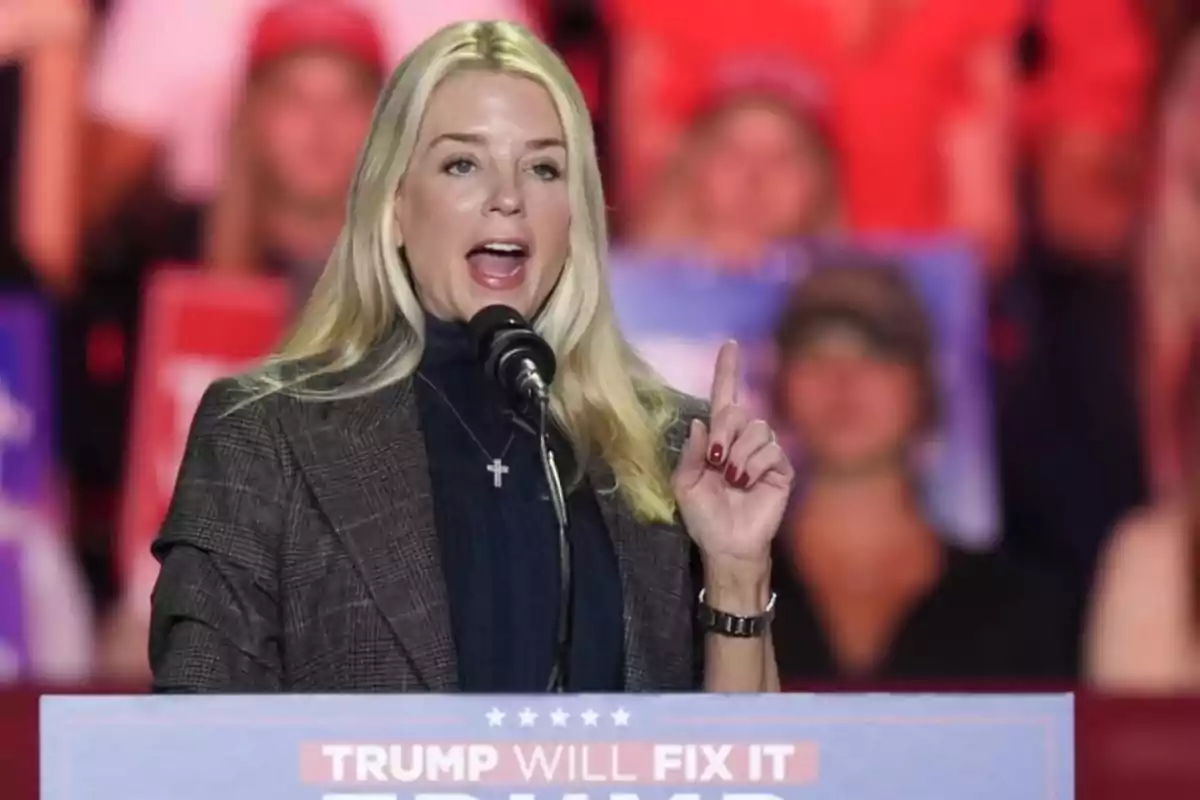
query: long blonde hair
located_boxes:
[242,20,681,523]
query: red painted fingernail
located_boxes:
[736,472,751,489]
[724,464,739,484]
[708,444,725,465]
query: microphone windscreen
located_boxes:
[467,304,530,361]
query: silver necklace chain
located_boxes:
[417,372,515,488]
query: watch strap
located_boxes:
[696,589,777,638]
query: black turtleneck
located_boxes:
[415,314,624,692]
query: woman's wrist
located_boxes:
[702,554,772,616]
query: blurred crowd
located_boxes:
[0,0,1197,693]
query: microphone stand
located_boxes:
[534,394,572,693]
[491,337,573,693]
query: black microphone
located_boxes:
[467,305,557,408]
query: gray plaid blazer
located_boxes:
[149,370,707,692]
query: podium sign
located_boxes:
[42,693,1072,800]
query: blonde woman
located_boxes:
[149,21,793,693]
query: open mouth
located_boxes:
[466,240,531,287]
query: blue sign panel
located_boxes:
[608,238,996,547]
[42,693,1072,800]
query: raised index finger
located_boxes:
[709,339,740,411]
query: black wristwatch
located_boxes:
[696,589,777,638]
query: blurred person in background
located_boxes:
[994,0,1151,601]
[1,0,89,296]
[1142,35,1200,499]
[610,0,1018,275]
[0,0,97,684]
[91,0,385,682]
[1019,0,1152,268]
[201,0,385,309]
[768,261,1076,684]
[631,63,839,264]
[1085,455,1200,691]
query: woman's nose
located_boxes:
[486,174,524,216]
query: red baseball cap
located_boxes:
[248,0,386,77]
[687,54,832,140]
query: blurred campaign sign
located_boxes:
[609,238,997,547]
[0,539,29,681]
[119,267,290,612]
[0,504,94,684]
[0,293,54,515]
[42,693,1073,800]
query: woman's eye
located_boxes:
[531,163,562,181]
[443,158,476,176]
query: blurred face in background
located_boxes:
[688,97,834,246]
[247,51,378,209]
[778,325,922,476]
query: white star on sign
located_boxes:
[485,708,505,727]
[518,708,538,726]
[580,709,599,726]
[611,708,630,726]
[549,708,570,726]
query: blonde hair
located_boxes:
[242,20,681,523]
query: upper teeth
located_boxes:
[482,243,522,254]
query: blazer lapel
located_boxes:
[281,378,458,691]
[589,463,695,691]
